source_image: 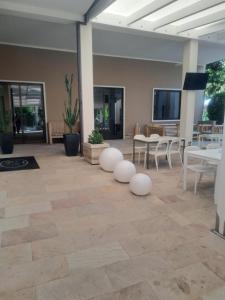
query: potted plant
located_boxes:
[83,129,109,164]
[63,74,80,156]
[0,107,14,154]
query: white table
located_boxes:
[133,136,185,169]
[183,148,222,191]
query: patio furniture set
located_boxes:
[132,132,223,195]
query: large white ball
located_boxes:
[99,147,123,172]
[113,160,136,183]
[129,173,152,196]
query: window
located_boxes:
[153,89,181,121]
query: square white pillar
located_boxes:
[180,40,198,145]
[214,121,225,236]
[77,23,94,143]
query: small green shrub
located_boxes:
[88,130,104,144]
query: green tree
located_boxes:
[205,60,225,123]
[205,60,225,98]
[207,92,225,124]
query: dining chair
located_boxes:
[133,134,146,164]
[184,145,217,194]
[168,138,183,168]
[144,139,169,171]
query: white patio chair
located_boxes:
[168,138,183,168]
[184,145,217,194]
[144,139,169,171]
[133,134,146,164]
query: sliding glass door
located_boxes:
[10,84,46,143]
[94,87,124,139]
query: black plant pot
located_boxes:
[63,133,80,156]
[1,132,14,154]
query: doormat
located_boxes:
[0,156,39,172]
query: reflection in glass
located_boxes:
[94,87,123,139]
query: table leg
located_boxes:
[183,151,188,191]
[147,142,150,169]
[182,139,186,162]
[133,139,135,163]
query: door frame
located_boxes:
[94,85,126,139]
[0,80,48,143]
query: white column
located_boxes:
[214,124,225,236]
[180,40,198,145]
[78,23,94,143]
[194,65,205,123]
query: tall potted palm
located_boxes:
[63,74,80,156]
[0,105,14,154]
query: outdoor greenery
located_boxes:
[205,60,225,123]
[207,92,225,124]
[63,74,79,133]
[205,60,225,98]
[88,129,104,144]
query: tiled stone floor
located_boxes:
[0,144,225,300]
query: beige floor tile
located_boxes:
[1,223,58,247]
[0,144,223,300]
[150,262,225,300]
[66,242,129,270]
[5,201,51,218]
[0,243,32,269]
[0,287,36,300]
[88,281,160,300]
[36,268,113,300]
[0,215,29,232]
[0,255,69,294]
[202,286,225,300]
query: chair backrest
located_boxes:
[150,134,160,139]
[169,138,181,153]
[206,143,221,149]
[134,134,145,140]
[156,139,169,153]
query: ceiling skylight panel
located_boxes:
[144,0,201,22]
[104,0,155,17]
[172,2,225,26]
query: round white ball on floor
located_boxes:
[113,160,136,183]
[129,173,152,196]
[99,147,123,172]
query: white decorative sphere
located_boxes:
[99,147,123,172]
[129,173,152,196]
[113,160,136,183]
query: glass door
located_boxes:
[94,87,124,139]
[10,84,45,143]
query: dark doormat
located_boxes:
[0,156,39,172]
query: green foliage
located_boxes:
[205,60,225,98]
[88,129,104,144]
[0,100,12,133]
[63,74,79,133]
[207,92,225,124]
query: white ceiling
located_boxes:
[94,0,225,45]
[0,0,224,65]
[0,0,94,23]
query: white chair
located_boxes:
[144,139,169,171]
[133,134,146,164]
[168,138,183,168]
[184,146,217,194]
